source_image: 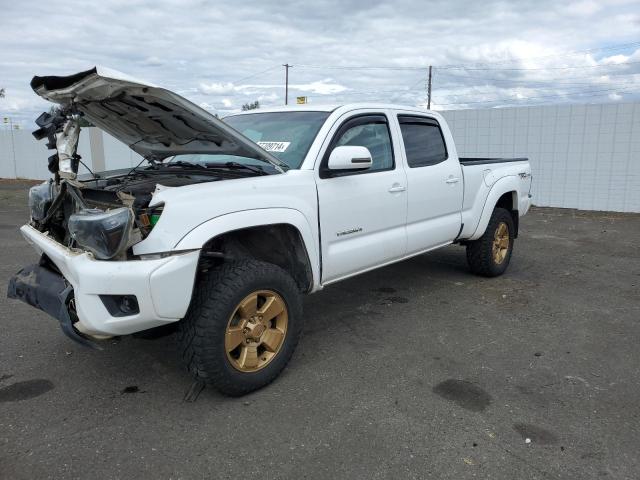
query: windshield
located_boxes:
[223,111,331,169]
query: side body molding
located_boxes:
[174,208,322,292]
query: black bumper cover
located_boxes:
[7,262,101,349]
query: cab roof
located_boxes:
[228,103,437,116]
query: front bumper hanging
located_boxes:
[8,224,199,338]
[7,261,101,349]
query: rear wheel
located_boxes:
[178,259,303,396]
[466,207,515,277]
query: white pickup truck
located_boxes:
[8,68,532,395]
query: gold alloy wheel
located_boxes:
[225,290,288,372]
[492,222,510,264]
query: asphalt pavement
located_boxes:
[1,180,639,479]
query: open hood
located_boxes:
[30,66,287,171]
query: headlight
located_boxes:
[28,180,54,221]
[68,207,134,260]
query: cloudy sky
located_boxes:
[1,0,640,125]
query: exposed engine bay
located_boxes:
[29,108,261,260]
[25,66,285,261]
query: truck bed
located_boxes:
[457,157,532,240]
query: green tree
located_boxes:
[241,100,260,111]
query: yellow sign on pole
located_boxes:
[296,96,307,104]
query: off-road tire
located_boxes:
[178,259,303,396]
[466,207,515,277]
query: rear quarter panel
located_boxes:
[459,161,532,240]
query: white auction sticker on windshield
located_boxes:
[257,141,290,153]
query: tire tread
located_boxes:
[178,259,302,396]
[466,207,515,277]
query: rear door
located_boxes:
[316,113,408,283]
[396,114,463,253]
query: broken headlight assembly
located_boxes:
[68,207,134,260]
[28,180,54,222]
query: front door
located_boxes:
[316,114,408,283]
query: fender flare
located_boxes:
[468,176,519,241]
[174,208,321,290]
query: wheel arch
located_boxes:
[468,177,520,241]
[174,208,320,293]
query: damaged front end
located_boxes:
[7,257,98,349]
[8,66,281,347]
[32,107,82,179]
[27,108,144,260]
[9,109,143,347]
[30,178,142,261]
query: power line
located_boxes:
[435,88,640,106]
[197,65,280,87]
[268,71,639,101]
[196,42,640,109]
[320,83,640,104]
[435,41,640,68]
[433,77,639,93]
[230,65,280,84]
[295,58,640,73]
[296,64,427,71]
[331,87,424,96]
[434,71,640,87]
[436,61,640,71]
[435,84,640,101]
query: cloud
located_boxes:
[1,0,639,126]
[564,1,602,16]
[199,82,236,94]
[258,93,279,102]
[601,53,637,65]
[290,79,348,95]
[199,79,346,96]
[143,56,164,67]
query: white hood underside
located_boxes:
[30,66,286,171]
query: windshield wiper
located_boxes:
[163,160,208,170]
[206,162,269,175]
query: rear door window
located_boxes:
[398,115,448,168]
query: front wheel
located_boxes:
[466,207,515,277]
[178,259,303,396]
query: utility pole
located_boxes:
[427,65,432,109]
[283,63,291,105]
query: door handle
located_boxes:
[445,177,460,184]
[388,184,406,193]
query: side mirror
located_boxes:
[327,146,372,170]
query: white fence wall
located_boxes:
[1,102,639,212]
[0,128,143,181]
[440,102,640,213]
